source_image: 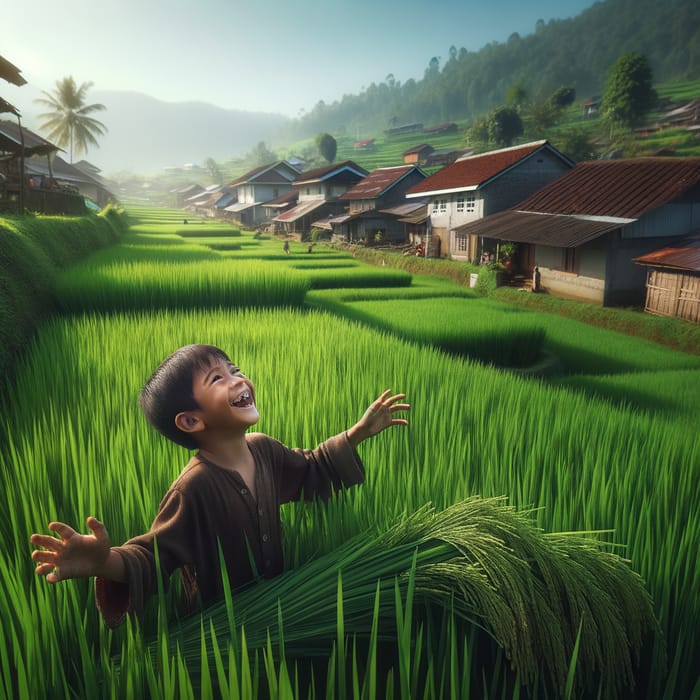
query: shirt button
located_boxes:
[241,488,248,495]
[262,534,269,542]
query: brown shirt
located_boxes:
[95,431,365,626]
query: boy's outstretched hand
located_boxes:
[347,389,410,448]
[30,517,114,583]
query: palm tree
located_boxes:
[35,76,107,162]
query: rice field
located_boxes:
[1,207,699,698]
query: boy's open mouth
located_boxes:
[230,390,253,408]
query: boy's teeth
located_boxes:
[232,390,251,407]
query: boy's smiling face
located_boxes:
[177,359,260,439]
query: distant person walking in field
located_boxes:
[30,344,409,625]
[283,240,290,255]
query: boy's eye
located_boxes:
[229,365,241,376]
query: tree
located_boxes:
[601,52,657,135]
[488,106,523,147]
[315,132,337,163]
[34,76,107,162]
[204,157,222,184]
[556,127,597,163]
[505,80,528,110]
[249,141,277,166]
[550,86,576,109]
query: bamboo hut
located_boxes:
[634,235,700,323]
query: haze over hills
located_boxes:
[88,91,290,176]
[9,0,698,177]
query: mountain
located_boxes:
[87,91,290,176]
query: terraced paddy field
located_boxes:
[2,207,698,698]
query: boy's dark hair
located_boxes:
[140,344,231,450]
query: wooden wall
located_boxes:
[643,269,700,323]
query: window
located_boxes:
[563,247,578,273]
[455,234,468,252]
[456,194,476,213]
[431,198,447,214]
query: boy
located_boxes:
[30,344,410,626]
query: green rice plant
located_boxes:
[55,260,310,312]
[160,497,659,698]
[1,303,698,697]
[310,296,546,368]
[303,266,413,290]
[176,226,241,238]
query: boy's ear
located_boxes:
[175,411,205,434]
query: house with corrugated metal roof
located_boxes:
[633,234,700,323]
[271,161,368,235]
[223,160,300,227]
[323,165,427,245]
[454,157,700,306]
[405,140,574,260]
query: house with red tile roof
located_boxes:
[271,160,368,235]
[454,157,700,306]
[223,160,301,227]
[322,165,427,244]
[405,140,574,261]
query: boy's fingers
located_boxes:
[32,550,58,565]
[48,522,77,540]
[30,533,63,550]
[35,562,56,576]
[87,517,110,545]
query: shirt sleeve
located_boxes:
[94,487,194,626]
[267,431,366,503]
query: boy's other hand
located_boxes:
[30,517,112,583]
[347,389,410,447]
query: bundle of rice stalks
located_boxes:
[153,497,661,696]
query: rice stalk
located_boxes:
[157,496,660,697]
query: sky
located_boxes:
[3,0,598,121]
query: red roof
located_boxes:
[341,165,420,201]
[406,140,562,196]
[516,158,700,219]
[634,234,700,273]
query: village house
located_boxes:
[403,144,434,165]
[1,120,93,215]
[222,160,300,227]
[172,183,204,209]
[405,140,574,261]
[454,157,700,307]
[260,189,298,225]
[633,234,700,323]
[271,160,368,235]
[318,165,426,245]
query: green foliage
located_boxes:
[248,141,277,166]
[286,0,699,142]
[550,85,576,109]
[602,52,657,135]
[315,132,338,163]
[553,125,597,162]
[0,211,126,382]
[488,106,524,147]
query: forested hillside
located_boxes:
[289,0,699,139]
